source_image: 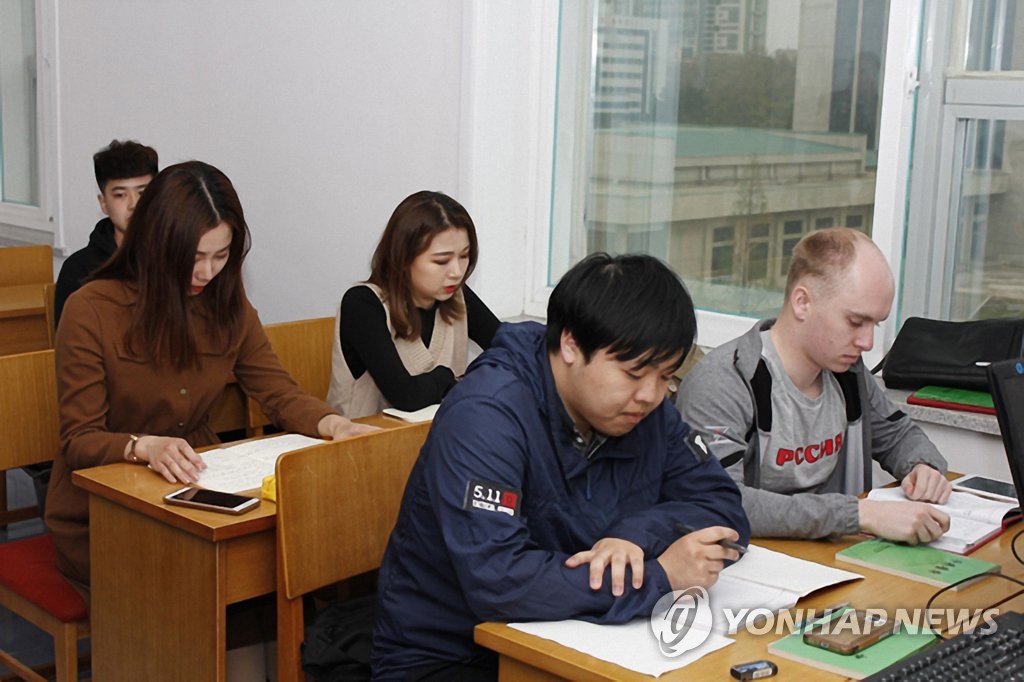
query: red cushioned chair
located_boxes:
[0,534,89,682]
[0,350,89,681]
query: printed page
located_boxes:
[197,434,326,492]
[508,618,732,677]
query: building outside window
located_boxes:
[550,0,1024,352]
[0,0,39,208]
[551,0,886,332]
[0,0,57,245]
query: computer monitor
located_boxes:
[987,358,1024,510]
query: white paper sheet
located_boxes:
[504,546,860,675]
[382,404,439,422]
[196,434,326,492]
[720,544,863,595]
[508,618,732,678]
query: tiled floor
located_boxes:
[0,469,91,680]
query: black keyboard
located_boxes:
[866,611,1024,681]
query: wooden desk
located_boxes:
[0,283,49,354]
[72,414,409,681]
[475,531,1024,681]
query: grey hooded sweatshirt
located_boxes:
[676,319,947,539]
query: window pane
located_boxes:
[0,0,39,207]
[962,0,1024,71]
[948,118,1024,319]
[559,0,885,318]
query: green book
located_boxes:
[907,385,995,414]
[768,608,937,680]
[835,539,1000,589]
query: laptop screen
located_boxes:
[987,359,1024,510]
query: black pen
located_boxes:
[674,523,748,555]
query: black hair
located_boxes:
[94,139,159,191]
[545,253,696,368]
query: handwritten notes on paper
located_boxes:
[197,434,325,493]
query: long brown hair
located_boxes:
[367,191,479,339]
[92,161,251,370]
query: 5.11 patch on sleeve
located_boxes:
[462,480,522,518]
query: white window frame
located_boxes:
[903,0,1024,323]
[533,1,923,364]
[0,0,60,247]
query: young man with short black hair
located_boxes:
[372,253,749,680]
[54,139,158,324]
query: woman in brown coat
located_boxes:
[45,160,373,592]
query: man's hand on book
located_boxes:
[902,463,953,504]
[858,499,950,544]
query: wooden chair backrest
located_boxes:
[275,420,430,598]
[0,349,59,470]
[43,282,56,348]
[247,316,335,434]
[0,244,53,287]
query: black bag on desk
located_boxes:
[879,317,1024,391]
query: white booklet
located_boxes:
[708,544,862,633]
[866,487,1021,554]
[383,404,439,422]
[509,544,862,676]
[196,434,326,493]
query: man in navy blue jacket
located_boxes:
[372,253,750,680]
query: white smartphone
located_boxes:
[164,487,261,515]
[950,474,1018,504]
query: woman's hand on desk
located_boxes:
[132,435,206,484]
[317,414,380,440]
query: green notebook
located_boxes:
[907,385,995,414]
[768,608,937,680]
[835,539,1000,589]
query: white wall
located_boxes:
[54,0,551,323]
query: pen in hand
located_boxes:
[674,523,748,555]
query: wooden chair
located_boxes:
[247,316,335,436]
[0,349,90,681]
[275,420,431,682]
[0,349,58,526]
[0,244,53,287]
[43,282,56,348]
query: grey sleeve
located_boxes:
[675,357,750,478]
[738,485,861,538]
[863,376,947,481]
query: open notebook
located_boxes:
[865,487,1020,555]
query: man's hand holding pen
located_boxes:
[657,525,744,590]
